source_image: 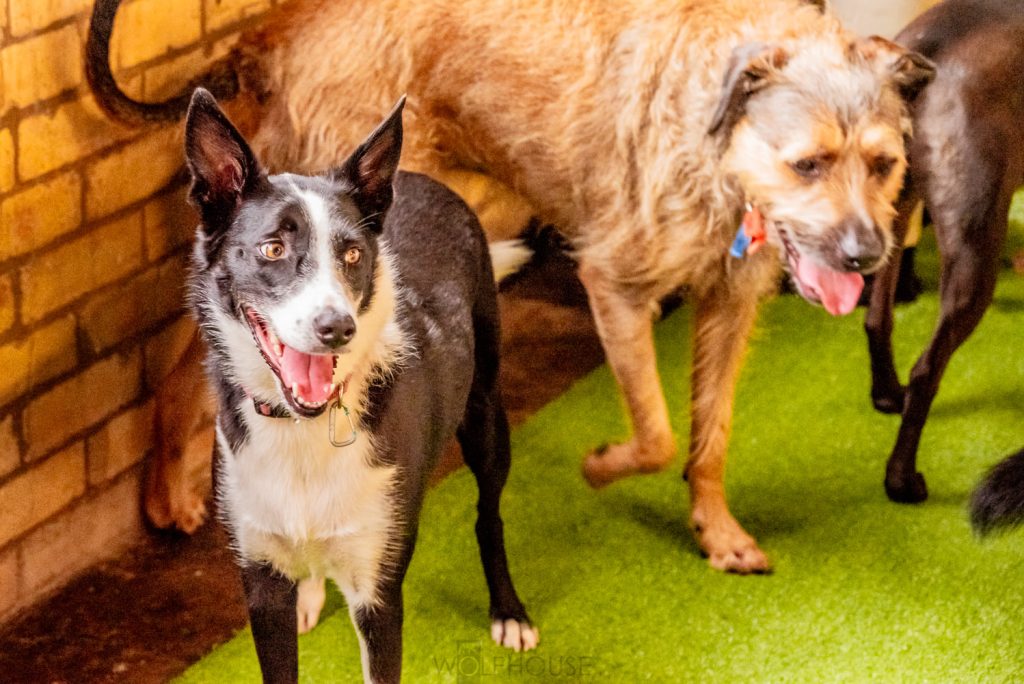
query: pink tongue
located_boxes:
[796,257,865,316]
[278,346,335,404]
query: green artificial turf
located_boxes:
[181,216,1024,683]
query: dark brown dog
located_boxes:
[865,0,1024,502]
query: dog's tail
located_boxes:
[970,447,1024,535]
[489,240,533,283]
[86,0,242,125]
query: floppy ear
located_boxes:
[708,43,789,136]
[335,96,405,233]
[184,88,261,226]
[852,36,936,103]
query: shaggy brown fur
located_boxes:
[89,0,933,572]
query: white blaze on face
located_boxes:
[265,188,357,353]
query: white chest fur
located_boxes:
[217,400,398,607]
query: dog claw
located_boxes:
[693,513,771,574]
[885,471,928,503]
[491,618,539,652]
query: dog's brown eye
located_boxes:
[344,247,361,265]
[790,156,829,180]
[871,156,897,178]
[259,240,286,260]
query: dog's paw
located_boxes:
[885,471,928,504]
[297,577,327,634]
[490,618,539,652]
[693,517,771,574]
[145,489,208,535]
[174,493,208,535]
[582,441,672,489]
[871,386,905,415]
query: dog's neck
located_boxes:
[333,243,410,418]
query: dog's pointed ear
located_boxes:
[184,88,261,223]
[708,43,789,136]
[853,36,936,103]
[335,96,405,233]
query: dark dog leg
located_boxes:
[884,191,1008,503]
[865,190,918,415]
[240,562,299,684]
[350,592,404,684]
[457,302,536,649]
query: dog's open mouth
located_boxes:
[779,230,864,317]
[244,308,338,417]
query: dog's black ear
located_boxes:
[335,97,405,233]
[708,43,789,136]
[184,88,261,226]
[853,36,936,103]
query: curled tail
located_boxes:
[86,0,242,125]
[970,447,1024,535]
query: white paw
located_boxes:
[296,576,326,634]
[490,618,539,652]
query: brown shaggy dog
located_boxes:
[89,0,932,572]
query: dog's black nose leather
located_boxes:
[837,218,884,272]
[314,311,356,347]
[841,251,880,272]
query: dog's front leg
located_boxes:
[686,287,769,574]
[349,588,404,684]
[577,261,676,487]
[240,561,298,684]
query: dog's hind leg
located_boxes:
[457,296,538,652]
[578,262,676,488]
[296,576,326,634]
[146,331,210,533]
[240,562,299,683]
[884,185,1009,503]
[686,286,769,574]
[865,190,920,415]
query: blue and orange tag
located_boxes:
[729,205,767,258]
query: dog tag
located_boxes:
[729,205,767,258]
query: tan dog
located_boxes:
[89,0,932,572]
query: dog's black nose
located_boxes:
[314,311,356,348]
[837,218,884,272]
[840,251,881,272]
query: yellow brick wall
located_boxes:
[0,0,286,622]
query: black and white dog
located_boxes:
[183,88,538,683]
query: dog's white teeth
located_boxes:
[267,330,284,357]
[323,383,333,395]
[291,383,301,397]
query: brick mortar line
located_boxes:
[1,13,81,47]
[0,160,186,274]
[0,176,192,347]
[0,301,189,481]
[0,346,144,482]
[0,253,191,428]
[0,462,146,609]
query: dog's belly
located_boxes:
[217,406,398,606]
